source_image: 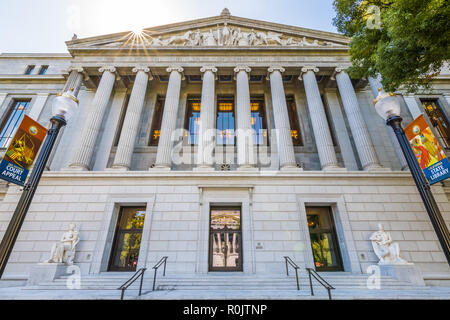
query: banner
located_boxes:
[0,115,47,186]
[405,114,450,185]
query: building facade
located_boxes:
[0,10,450,287]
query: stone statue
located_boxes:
[203,29,217,46]
[248,29,258,46]
[370,224,408,265]
[236,28,249,46]
[150,36,164,46]
[45,223,80,265]
[222,23,231,46]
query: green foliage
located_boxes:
[333,0,450,93]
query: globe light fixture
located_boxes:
[53,88,79,122]
[373,89,401,121]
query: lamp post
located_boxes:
[374,89,450,265]
[0,88,78,278]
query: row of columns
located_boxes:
[64,65,391,171]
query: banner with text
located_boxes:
[0,115,47,186]
[405,114,450,185]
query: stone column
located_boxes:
[368,76,408,170]
[111,67,151,170]
[268,67,298,170]
[46,67,85,171]
[196,66,217,170]
[68,66,116,170]
[234,66,256,169]
[63,67,84,96]
[300,67,341,170]
[154,66,184,169]
[335,68,382,170]
[403,95,422,119]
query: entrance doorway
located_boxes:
[306,206,343,271]
[421,99,450,148]
[209,206,242,271]
[108,206,146,271]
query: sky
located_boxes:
[0,0,339,53]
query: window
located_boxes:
[24,65,35,75]
[38,65,48,75]
[250,96,268,145]
[421,99,450,148]
[217,96,235,145]
[306,206,343,271]
[185,96,201,145]
[108,206,146,271]
[286,96,302,146]
[149,95,165,146]
[0,100,31,148]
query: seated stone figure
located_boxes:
[45,223,80,265]
[370,223,408,265]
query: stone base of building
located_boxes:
[380,264,425,286]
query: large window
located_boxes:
[421,99,450,148]
[185,96,201,145]
[149,95,165,146]
[38,65,48,75]
[108,206,146,271]
[0,100,31,148]
[217,96,235,145]
[286,96,302,146]
[24,65,35,75]
[306,206,343,271]
[250,96,268,145]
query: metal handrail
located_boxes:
[306,268,335,300]
[283,256,300,290]
[152,256,168,291]
[117,267,147,300]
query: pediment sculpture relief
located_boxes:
[139,23,343,48]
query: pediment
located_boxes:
[67,13,349,51]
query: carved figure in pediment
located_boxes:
[166,30,193,46]
[266,31,283,45]
[188,29,202,46]
[300,37,315,46]
[203,29,217,46]
[222,23,231,46]
[236,28,249,46]
[248,29,258,46]
[282,37,299,46]
[230,27,239,46]
[150,36,164,46]
[256,31,269,45]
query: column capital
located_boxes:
[98,66,116,73]
[132,66,150,73]
[132,66,153,80]
[234,66,251,74]
[299,66,319,80]
[66,66,84,74]
[166,66,184,73]
[334,66,349,74]
[267,66,285,74]
[200,66,218,73]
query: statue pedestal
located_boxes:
[379,264,425,286]
[27,263,69,286]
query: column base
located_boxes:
[149,165,171,171]
[322,165,347,172]
[62,165,89,171]
[193,166,215,172]
[108,165,130,171]
[237,165,259,172]
[280,165,303,172]
[364,165,391,172]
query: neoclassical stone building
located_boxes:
[0,9,449,290]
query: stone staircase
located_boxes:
[21,272,442,299]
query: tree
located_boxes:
[333,0,450,93]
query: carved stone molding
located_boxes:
[66,67,84,74]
